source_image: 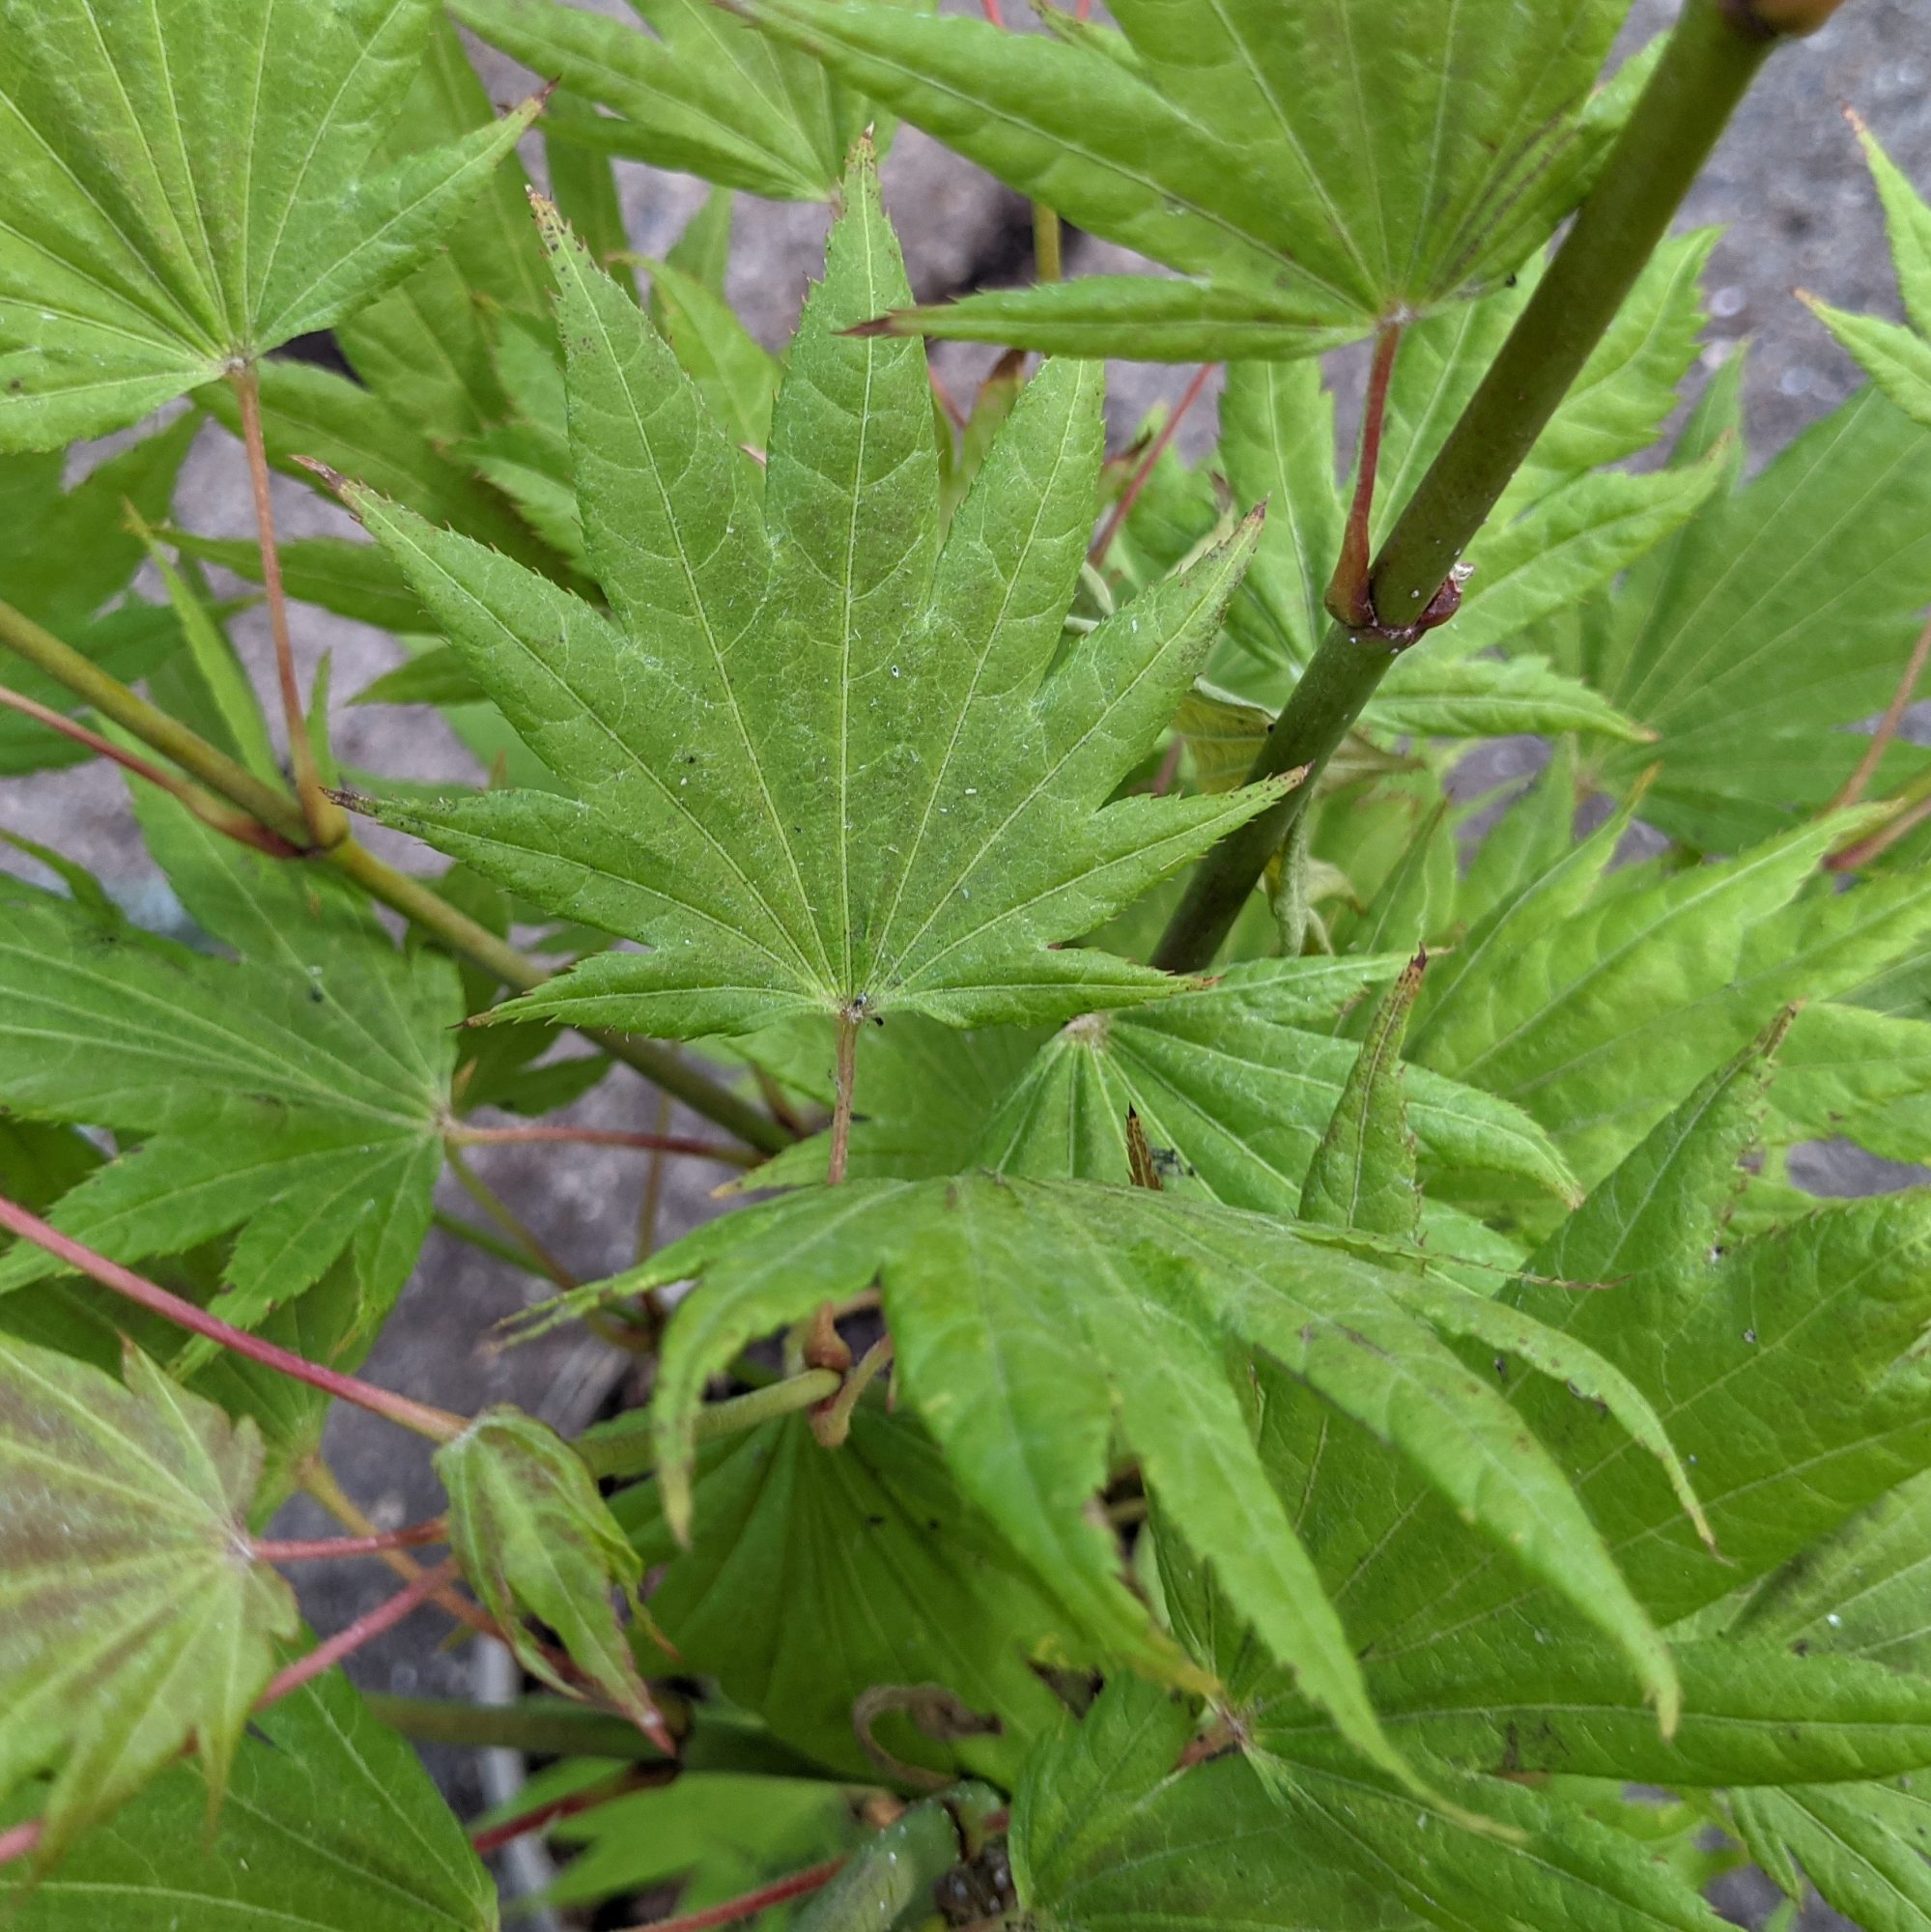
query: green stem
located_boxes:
[1035,204,1064,283]
[1152,0,1789,974]
[0,596,789,1153]
[576,1368,843,1481]
[446,1147,579,1292]
[368,1691,682,1758]
[433,1206,553,1279]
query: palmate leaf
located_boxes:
[0,1336,296,1865]
[529,1174,1705,1802]
[0,791,459,1337]
[612,1404,1081,1787]
[1039,1057,1931,1931]
[0,0,539,450]
[736,0,1637,359]
[338,146,1282,1046]
[0,413,197,775]
[748,957,1568,1290]
[454,0,900,201]
[0,1671,496,1931]
[534,1772,859,1917]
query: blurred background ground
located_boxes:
[3,2,1927,1919]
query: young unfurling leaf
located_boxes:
[437,1407,672,1751]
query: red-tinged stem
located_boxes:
[298,1462,590,1688]
[469,1768,667,1856]
[0,1821,42,1869]
[1828,779,1931,873]
[828,1009,861,1186]
[0,683,301,859]
[1830,607,1931,811]
[1325,323,1405,628]
[259,1560,463,1708]
[253,1520,448,1563]
[230,364,347,852]
[614,1858,848,1932]
[1147,737,1185,797]
[1091,364,1215,568]
[0,1193,468,1443]
[449,1122,756,1167]
[979,0,1006,22]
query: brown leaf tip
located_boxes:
[291,453,351,496]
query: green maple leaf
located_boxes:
[731,0,1642,359]
[613,1403,1081,1788]
[0,1672,496,1931]
[529,1172,1706,1805]
[0,790,459,1337]
[1730,1780,1931,1932]
[454,0,903,201]
[334,145,1283,1044]
[0,0,539,450]
[751,958,1574,1286]
[531,1772,859,1918]
[0,1336,297,1864]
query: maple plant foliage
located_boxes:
[11,1,1931,1929]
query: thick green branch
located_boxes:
[0,595,789,1153]
[1153,0,1797,974]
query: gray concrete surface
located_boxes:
[3,2,1927,1918]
